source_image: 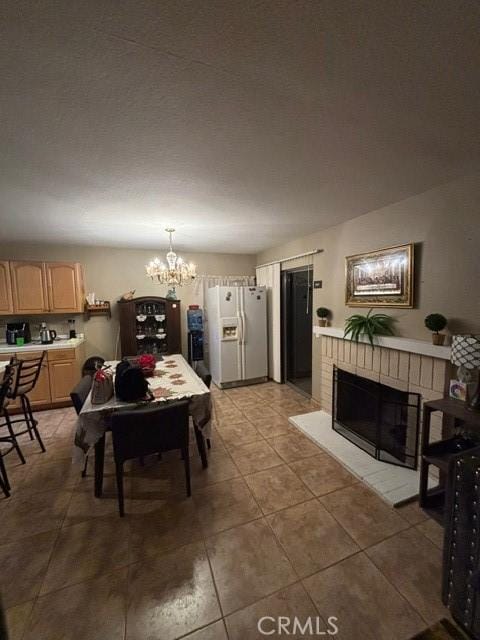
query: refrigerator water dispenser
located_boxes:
[221,317,238,340]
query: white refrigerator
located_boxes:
[207,285,268,388]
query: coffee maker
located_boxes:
[6,322,31,345]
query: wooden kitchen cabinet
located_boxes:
[0,261,13,313]
[1,260,85,315]
[48,345,82,403]
[46,262,84,313]
[48,360,78,402]
[11,261,49,314]
[1,341,84,410]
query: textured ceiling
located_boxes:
[0,0,479,253]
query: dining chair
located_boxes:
[195,361,212,389]
[70,375,93,477]
[81,356,105,378]
[195,361,212,450]
[4,352,46,453]
[110,400,191,517]
[71,375,93,415]
[0,366,26,498]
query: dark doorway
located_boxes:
[282,266,313,396]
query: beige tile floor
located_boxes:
[0,382,449,639]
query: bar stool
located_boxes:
[0,465,9,498]
[0,365,26,498]
[4,352,47,453]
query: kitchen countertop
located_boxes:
[0,337,85,354]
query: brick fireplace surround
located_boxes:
[314,327,452,463]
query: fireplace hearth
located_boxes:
[333,366,421,469]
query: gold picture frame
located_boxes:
[345,243,414,307]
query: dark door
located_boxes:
[282,266,313,395]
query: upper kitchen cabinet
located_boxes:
[4,260,85,315]
[45,262,84,313]
[0,261,13,313]
[11,261,49,314]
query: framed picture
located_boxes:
[345,243,414,307]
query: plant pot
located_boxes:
[432,333,446,346]
[318,318,327,327]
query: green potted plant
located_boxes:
[316,307,330,327]
[424,313,447,345]
[344,309,395,348]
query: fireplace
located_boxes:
[333,366,421,469]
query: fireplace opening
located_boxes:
[333,366,421,469]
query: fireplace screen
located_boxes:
[333,366,421,469]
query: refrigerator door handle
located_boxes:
[240,310,246,344]
[237,288,244,379]
[237,315,243,344]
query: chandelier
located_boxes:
[145,228,196,286]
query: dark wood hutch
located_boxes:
[118,296,181,357]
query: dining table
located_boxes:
[73,354,211,497]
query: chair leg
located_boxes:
[194,425,208,469]
[4,410,26,465]
[182,446,191,497]
[0,473,10,498]
[81,454,89,478]
[115,462,125,517]
[0,454,10,496]
[94,435,106,498]
[21,395,46,452]
[18,394,34,440]
[206,438,211,450]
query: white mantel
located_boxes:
[313,326,451,360]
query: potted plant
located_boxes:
[424,313,447,345]
[344,309,395,348]
[316,307,330,327]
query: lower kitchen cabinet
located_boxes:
[1,342,84,410]
[48,359,78,402]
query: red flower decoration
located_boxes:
[138,354,156,369]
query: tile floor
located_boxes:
[0,382,449,639]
